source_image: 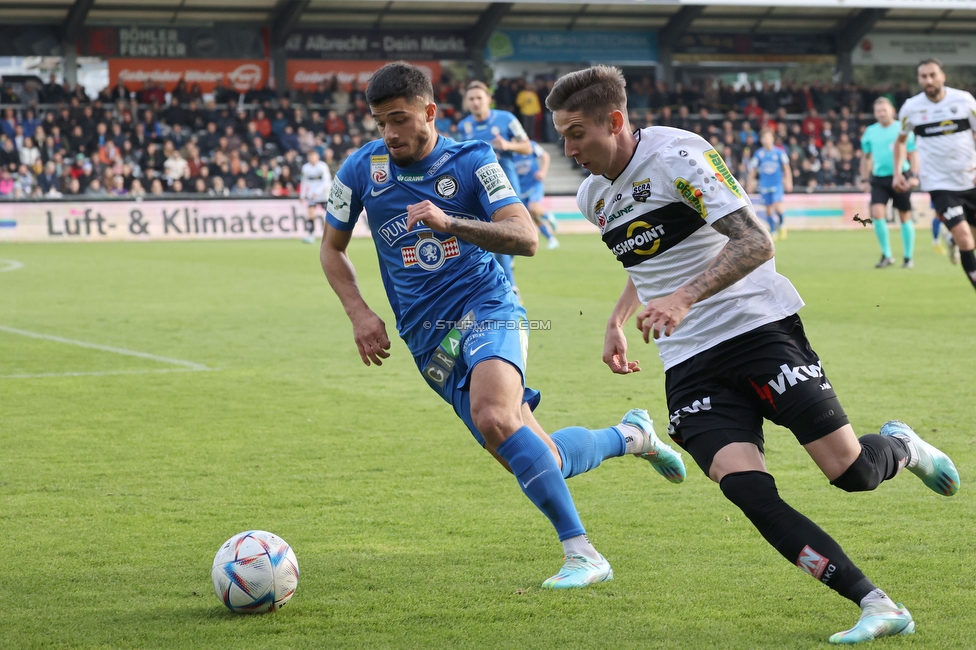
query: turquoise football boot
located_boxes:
[880,420,960,496]
[620,408,686,484]
[541,554,613,589]
[829,602,915,644]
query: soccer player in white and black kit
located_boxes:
[894,58,976,291]
[548,66,960,645]
[300,148,332,244]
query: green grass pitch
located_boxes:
[1,230,974,649]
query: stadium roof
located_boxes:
[3,0,976,36]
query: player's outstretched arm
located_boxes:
[406,200,538,256]
[320,224,391,366]
[637,206,773,341]
[604,276,643,374]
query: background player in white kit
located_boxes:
[894,58,976,293]
[300,148,332,244]
[548,65,960,645]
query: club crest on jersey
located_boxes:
[595,198,607,230]
[704,149,742,198]
[402,232,460,270]
[370,155,390,185]
[674,177,707,218]
[435,175,459,199]
[632,178,651,202]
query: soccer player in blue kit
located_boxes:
[458,81,531,295]
[514,140,560,249]
[747,129,792,239]
[320,62,686,588]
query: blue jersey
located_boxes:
[326,136,522,356]
[457,109,528,194]
[513,141,545,190]
[750,147,790,189]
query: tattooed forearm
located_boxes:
[678,206,774,304]
[447,214,538,256]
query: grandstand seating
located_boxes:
[1,74,966,200]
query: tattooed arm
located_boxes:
[405,200,538,256]
[636,205,774,342]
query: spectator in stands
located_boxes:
[19,137,40,168]
[111,175,128,197]
[1,136,19,170]
[0,168,14,196]
[84,177,108,196]
[108,80,130,103]
[209,175,228,196]
[230,176,251,196]
[802,108,825,139]
[324,109,345,135]
[129,178,146,197]
[37,161,58,195]
[1,109,16,139]
[796,158,818,190]
[164,149,189,185]
[280,125,299,153]
[42,74,65,104]
[515,79,542,140]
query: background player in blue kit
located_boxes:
[514,140,559,249]
[458,81,532,295]
[320,62,685,589]
[747,129,793,239]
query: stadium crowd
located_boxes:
[0,73,968,200]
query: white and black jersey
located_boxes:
[578,127,804,370]
[300,160,332,204]
[898,87,976,192]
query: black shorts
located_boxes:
[664,314,849,476]
[869,176,912,212]
[930,188,976,229]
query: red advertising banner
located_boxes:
[286,59,442,90]
[108,59,269,93]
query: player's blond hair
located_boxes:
[546,66,627,124]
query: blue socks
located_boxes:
[551,427,626,479]
[495,426,586,541]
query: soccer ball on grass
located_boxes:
[211,530,299,613]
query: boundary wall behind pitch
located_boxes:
[0,193,938,243]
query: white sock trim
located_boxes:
[562,534,600,561]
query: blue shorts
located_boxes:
[414,294,541,446]
[519,181,544,205]
[759,186,784,205]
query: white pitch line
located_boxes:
[0,259,24,272]
[0,368,213,379]
[0,325,212,371]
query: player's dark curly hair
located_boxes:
[365,61,433,107]
[545,65,627,124]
